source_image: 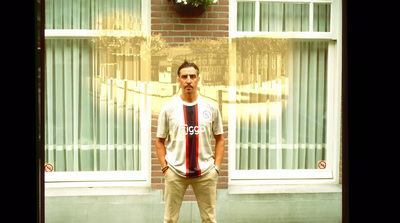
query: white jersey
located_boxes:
[157,95,223,178]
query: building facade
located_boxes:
[44,0,343,222]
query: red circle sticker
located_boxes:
[45,164,54,172]
[318,161,326,169]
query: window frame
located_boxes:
[228,0,342,189]
[230,0,340,40]
[44,0,152,188]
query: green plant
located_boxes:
[174,0,218,7]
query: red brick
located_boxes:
[213,32,228,37]
[207,13,219,18]
[170,18,180,23]
[213,19,229,24]
[212,6,229,12]
[185,37,197,42]
[152,178,162,183]
[152,18,169,24]
[174,24,185,30]
[191,31,212,36]
[151,24,161,31]
[180,18,202,23]
[174,37,184,42]
[218,0,229,5]
[152,184,165,190]
[186,25,197,30]
[218,177,228,183]
[152,5,169,12]
[169,31,191,36]
[162,12,174,18]
[219,25,229,30]
[163,24,174,30]
[185,189,195,195]
[218,13,229,18]
[208,25,218,30]
[218,171,228,177]
[152,171,164,177]
[197,25,207,30]
[151,11,163,18]
[152,165,161,170]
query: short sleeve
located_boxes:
[212,107,224,135]
[156,106,169,138]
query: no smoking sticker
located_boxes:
[318,161,326,169]
[45,164,54,172]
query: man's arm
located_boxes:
[156,137,168,174]
[213,134,225,173]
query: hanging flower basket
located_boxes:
[170,0,218,17]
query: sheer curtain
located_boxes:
[237,2,255,31]
[44,0,143,172]
[45,0,142,30]
[234,1,331,171]
[234,38,328,170]
[237,1,331,32]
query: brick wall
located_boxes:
[150,0,230,201]
[151,0,229,47]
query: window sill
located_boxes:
[228,182,342,194]
[45,184,150,197]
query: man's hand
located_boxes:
[156,137,168,174]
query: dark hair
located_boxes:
[177,60,199,77]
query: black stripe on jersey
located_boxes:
[184,105,201,178]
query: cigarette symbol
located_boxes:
[45,164,54,172]
[318,161,326,169]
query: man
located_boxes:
[156,60,224,223]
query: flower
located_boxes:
[174,0,218,7]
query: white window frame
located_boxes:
[228,0,342,191]
[44,0,152,189]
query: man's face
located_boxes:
[178,67,200,94]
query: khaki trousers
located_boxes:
[164,168,218,223]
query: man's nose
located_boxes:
[186,76,192,83]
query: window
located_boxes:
[228,0,341,187]
[236,0,332,33]
[44,0,151,187]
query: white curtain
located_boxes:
[234,39,328,170]
[237,1,331,32]
[44,0,143,172]
[237,2,255,31]
[45,0,142,30]
[313,3,331,32]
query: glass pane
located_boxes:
[260,2,309,32]
[45,0,142,30]
[44,0,144,172]
[237,2,255,31]
[313,3,331,32]
[234,38,328,170]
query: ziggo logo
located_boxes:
[179,124,206,135]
